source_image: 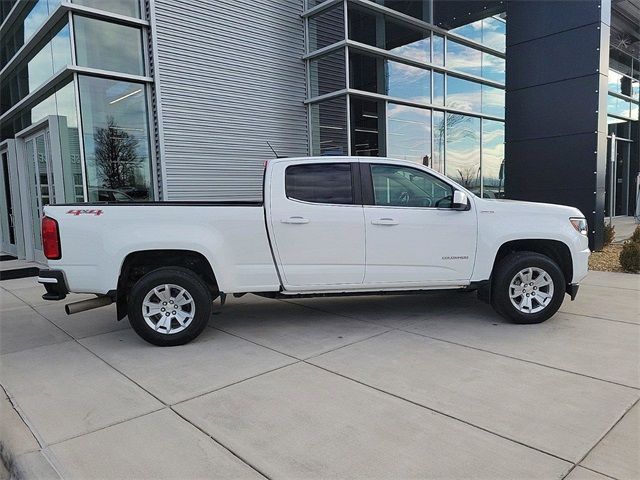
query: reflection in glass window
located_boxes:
[308,4,345,53]
[433,71,444,106]
[286,163,353,205]
[24,81,83,202]
[74,16,145,76]
[432,110,445,172]
[387,61,430,103]
[482,53,505,84]
[309,49,346,98]
[310,97,348,156]
[78,76,152,201]
[447,15,506,53]
[445,114,480,193]
[348,5,430,63]
[371,164,452,208]
[351,97,385,157]
[433,34,444,66]
[446,75,481,113]
[446,39,481,77]
[373,0,431,23]
[608,94,632,119]
[0,23,71,115]
[72,0,141,18]
[0,0,62,66]
[482,85,505,118]
[387,103,431,165]
[482,120,505,198]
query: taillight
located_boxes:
[42,216,61,260]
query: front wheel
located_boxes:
[128,267,212,346]
[491,252,565,324]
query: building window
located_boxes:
[0,0,62,66]
[446,75,481,113]
[308,4,345,53]
[310,96,348,156]
[71,0,141,18]
[373,0,431,23]
[444,113,481,194]
[351,97,385,156]
[73,16,145,76]
[387,103,431,165]
[309,49,346,98]
[78,76,153,201]
[0,22,71,115]
[482,119,505,198]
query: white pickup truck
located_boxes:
[38,157,590,346]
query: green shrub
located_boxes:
[603,223,615,247]
[619,241,640,273]
[630,225,640,244]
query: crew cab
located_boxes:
[38,157,590,346]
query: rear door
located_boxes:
[362,161,477,286]
[268,160,365,290]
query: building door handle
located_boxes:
[371,218,399,226]
[281,216,310,224]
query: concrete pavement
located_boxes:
[0,271,638,479]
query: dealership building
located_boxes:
[0,0,638,261]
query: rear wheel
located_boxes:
[491,252,565,324]
[128,267,212,346]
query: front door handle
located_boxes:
[371,218,399,226]
[281,216,310,224]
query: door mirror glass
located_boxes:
[452,190,470,211]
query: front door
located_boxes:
[362,162,477,286]
[0,149,18,256]
[24,130,53,262]
[268,161,365,290]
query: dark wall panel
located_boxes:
[506,0,610,46]
[505,75,602,142]
[506,24,604,90]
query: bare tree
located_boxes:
[93,117,141,190]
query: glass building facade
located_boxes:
[607,43,639,217]
[0,0,153,258]
[304,0,506,198]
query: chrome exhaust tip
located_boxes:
[65,296,113,315]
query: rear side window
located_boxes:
[285,163,353,204]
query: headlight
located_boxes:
[570,217,588,236]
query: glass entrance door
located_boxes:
[25,130,53,260]
[0,149,17,255]
[605,134,634,217]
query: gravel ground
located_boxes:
[589,244,624,272]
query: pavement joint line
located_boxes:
[302,328,393,361]
[303,361,576,467]
[170,406,272,480]
[275,296,640,390]
[557,309,639,326]
[397,327,640,391]
[560,396,639,480]
[171,360,302,407]
[574,465,619,480]
[580,282,639,292]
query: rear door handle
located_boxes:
[281,216,309,224]
[371,218,399,226]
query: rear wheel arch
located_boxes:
[116,249,219,320]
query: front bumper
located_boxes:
[38,269,69,300]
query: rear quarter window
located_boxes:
[285,163,353,205]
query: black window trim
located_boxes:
[284,161,363,206]
[362,162,457,209]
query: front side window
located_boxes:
[371,164,453,208]
[286,163,353,204]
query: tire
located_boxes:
[491,252,565,324]
[128,267,212,346]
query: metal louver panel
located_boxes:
[152,0,309,200]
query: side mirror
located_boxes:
[452,190,470,211]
